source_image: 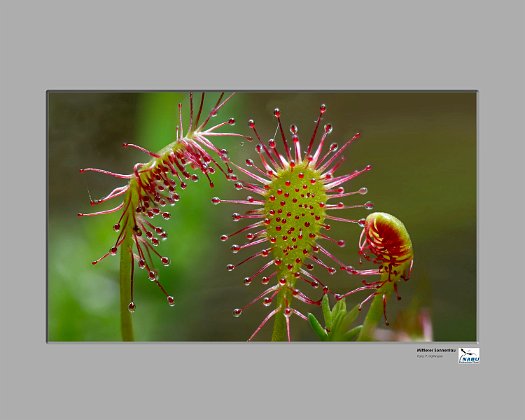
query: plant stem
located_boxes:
[119,232,134,341]
[357,294,383,341]
[271,284,291,341]
[271,312,287,341]
[358,282,393,341]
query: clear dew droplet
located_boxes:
[167,296,175,306]
[233,308,242,317]
[263,297,272,307]
[128,302,136,313]
[358,218,366,228]
[364,201,374,210]
[359,187,368,195]
[226,264,235,271]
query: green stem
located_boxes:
[271,314,287,341]
[357,294,383,341]
[358,282,393,341]
[119,231,134,341]
[271,283,291,341]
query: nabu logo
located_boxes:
[458,348,480,364]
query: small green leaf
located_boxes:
[332,297,347,315]
[308,313,328,341]
[330,299,348,333]
[321,294,332,328]
[330,302,361,341]
[343,303,360,327]
[343,325,363,341]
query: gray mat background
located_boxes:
[1,1,524,419]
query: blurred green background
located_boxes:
[47,91,476,341]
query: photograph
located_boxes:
[5,1,525,419]
[47,91,476,342]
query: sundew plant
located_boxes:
[214,106,374,341]
[67,91,447,342]
[78,93,251,340]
